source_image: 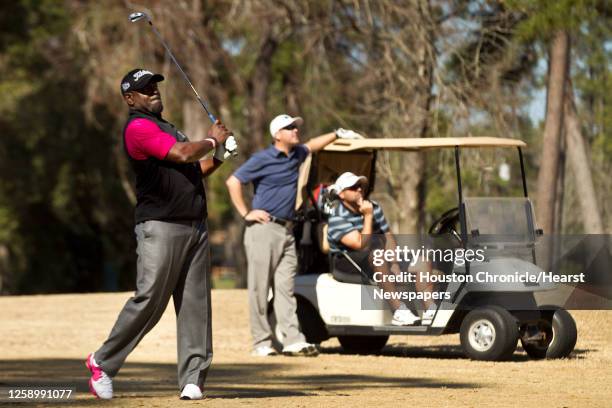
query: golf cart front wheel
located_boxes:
[521,307,577,359]
[338,335,389,354]
[460,306,518,361]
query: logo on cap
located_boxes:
[121,82,131,91]
[133,69,153,81]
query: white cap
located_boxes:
[269,114,304,137]
[331,172,368,193]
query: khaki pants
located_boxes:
[244,222,306,349]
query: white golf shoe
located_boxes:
[282,342,319,356]
[251,345,278,357]
[86,353,113,399]
[180,384,203,400]
[392,305,421,326]
[421,305,438,324]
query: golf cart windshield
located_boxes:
[463,197,537,244]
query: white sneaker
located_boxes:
[282,342,319,356]
[422,305,437,324]
[251,345,278,357]
[180,384,203,400]
[86,353,113,399]
[392,305,421,326]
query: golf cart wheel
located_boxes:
[521,308,577,359]
[460,306,518,361]
[338,335,389,354]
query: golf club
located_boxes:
[129,11,236,158]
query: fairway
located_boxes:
[0,290,610,407]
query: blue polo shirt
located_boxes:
[233,144,310,219]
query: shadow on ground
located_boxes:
[320,344,591,361]
[0,358,479,401]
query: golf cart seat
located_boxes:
[316,222,368,284]
[316,217,370,285]
[332,261,366,284]
[331,252,370,284]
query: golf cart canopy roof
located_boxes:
[324,137,526,152]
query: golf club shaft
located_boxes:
[130,11,236,158]
[147,22,217,124]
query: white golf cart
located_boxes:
[269,137,577,361]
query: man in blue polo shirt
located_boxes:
[226,114,362,356]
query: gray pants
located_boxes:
[94,219,212,390]
[244,222,306,349]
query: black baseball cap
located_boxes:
[120,68,164,94]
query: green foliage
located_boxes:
[0,1,135,293]
[0,206,19,243]
[0,0,608,293]
[507,0,601,41]
[508,0,611,230]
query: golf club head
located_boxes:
[128,11,151,23]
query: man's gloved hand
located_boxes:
[335,128,365,139]
[214,135,238,161]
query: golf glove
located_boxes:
[214,135,238,161]
[335,128,364,139]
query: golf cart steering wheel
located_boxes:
[429,207,462,245]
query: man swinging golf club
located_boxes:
[85,68,235,400]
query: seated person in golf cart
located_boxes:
[326,172,437,325]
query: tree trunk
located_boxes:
[283,71,302,119]
[228,219,248,288]
[536,30,570,234]
[397,0,434,234]
[246,33,278,153]
[113,143,136,206]
[564,81,604,233]
[0,244,8,294]
[225,32,279,288]
[183,101,208,142]
[553,131,566,262]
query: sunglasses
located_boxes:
[282,124,298,131]
[346,183,366,191]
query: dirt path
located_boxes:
[0,290,610,407]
